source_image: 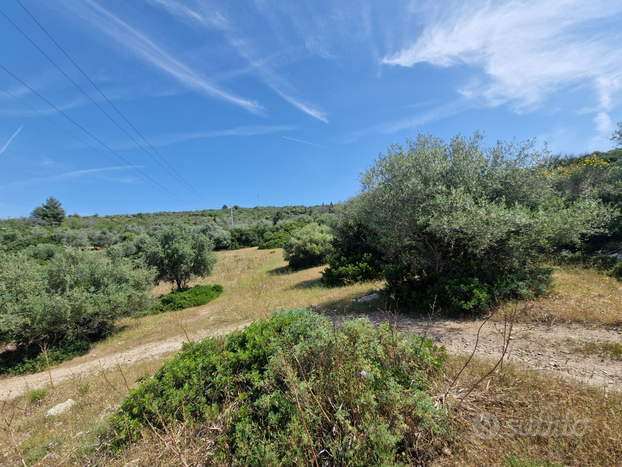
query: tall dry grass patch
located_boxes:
[435,355,622,466]
[496,267,622,326]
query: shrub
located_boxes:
[0,249,154,347]
[106,241,137,261]
[283,222,333,270]
[22,243,64,261]
[322,220,384,286]
[145,284,224,315]
[336,133,615,313]
[258,230,289,249]
[197,222,231,250]
[110,309,448,465]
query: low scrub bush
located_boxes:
[144,284,223,315]
[0,249,154,348]
[283,222,333,270]
[110,309,449,466]
[258,230,289,249]
[331,133,615,314]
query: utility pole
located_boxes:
[230,207,233,226]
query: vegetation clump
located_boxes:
[283,222,333,270]
[0,249,153,373]
[324,133,616,314]
[110,309,448,466]
[143,224,217,289]
[143,284,224,315]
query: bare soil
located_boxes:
[2,306,621,401]
[333,311,622,391]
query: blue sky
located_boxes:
[1,0,621,217]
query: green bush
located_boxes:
[322,220,384,286]
[145,284,224,315]
[258,231,289,249]
[0,340,90,376]
[22,243,64,261]
[110,309,448,465]
[283,223,333,270]
[335,133,615,314]
[0,249,154,347]
[144,224,217,289]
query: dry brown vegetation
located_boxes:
[495,266,622,327]
[0,247,621,466]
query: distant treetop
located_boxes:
[30,197,66,226]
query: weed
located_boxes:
[26,388,47,404]
[582,341,622,359]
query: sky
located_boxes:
[1,0,621,217]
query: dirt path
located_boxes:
[0,323,248,401]
[2,311,621,401]
[334,311,622,391]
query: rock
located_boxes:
[356,293,380,303]
[45,399,76,419]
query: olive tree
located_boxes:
[283,222,333,270]
[333,133,615,313]
[0,249,153,346]
[144,224,217,289]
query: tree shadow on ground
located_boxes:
[267,265,292,276]
[289,278,323,289]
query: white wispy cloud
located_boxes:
[149,0,329,122]
[0,126,23,155]
[282,136,353,154]
[149,124,298,146]
[0,166,136,191]
[55,0,262,113]
[343,99,468,142]
[383,0,622,140]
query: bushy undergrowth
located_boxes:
[141,284,224,316]
[555,250,622,280]
[323,133,615,314]
[0,340,90,376]
[283,223,333,270]
[110,309,448,466]
[0,249,154,347]
[258,230,289,249]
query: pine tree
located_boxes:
[30,197,67,226]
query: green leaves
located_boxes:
[111,309,448,465]
[332,132,614,313]
[0,249,154,347]
[283,222,333,270]
[144,224,217,289]
[30,197,66,226]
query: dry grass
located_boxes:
[0,358,167,466]
[1,250,620,466]
[434,354,622,466]
[70,247,383,361]
[496,266,622,327]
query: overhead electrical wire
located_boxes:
[0,84,176,200]
[4,2,209,203]
[0,63,193,207]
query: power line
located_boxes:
[0,63,193,207]
[3,3,208,203]
[0,85,174,199]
